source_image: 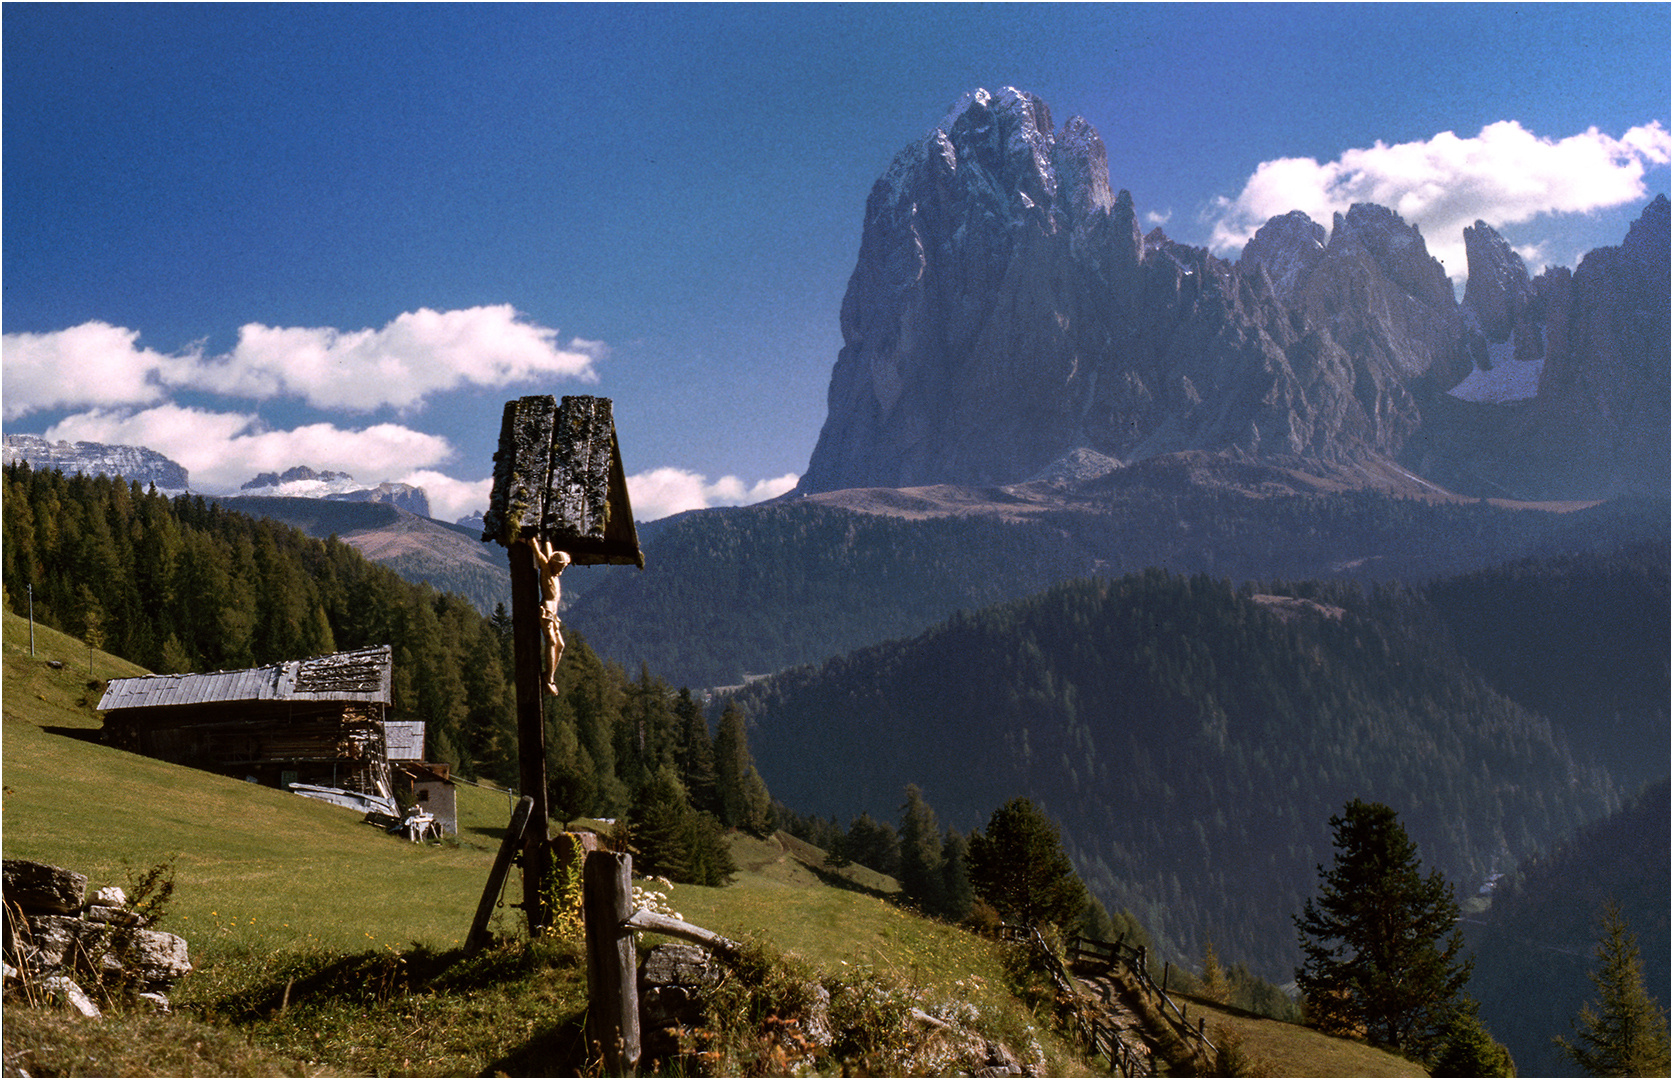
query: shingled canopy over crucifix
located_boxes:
[481,394,643,934]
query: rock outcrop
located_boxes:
[1409,197,1670,498]
[3,859,192,1017]
[799,88,1667,501]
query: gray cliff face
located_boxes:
[325,482,431,519]
[800,89,1666,500]
[1462,220,1537,348]
[1,435,190,490]
[799,90,1471,494]
[1407,199,1670,499]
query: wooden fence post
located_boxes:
[584,850,640,1074]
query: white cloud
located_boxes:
[2,305,601,420]
[1207,120,1672,278]
[44,405,455,492]
[626,467,799,521]
[1,322,196,420]
[1145,209,1172,227]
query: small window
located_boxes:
[417,789,430,803]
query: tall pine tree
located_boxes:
[966,797,1086,930]
[1294,799,1473,1059]
[898,784,948,915]
[1555,899,1672,1077]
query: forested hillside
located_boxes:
[566,479,1667,689]
[210,495,511,616]
[0,463,767,839]
[1467,779,1671,1077]
[731,566,1633,979]
[1428,545,1670,789]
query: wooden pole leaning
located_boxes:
[466,795,534,953]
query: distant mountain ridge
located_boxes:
[1,434,190,491]
[232,465,432,518]
[728,558,1641,979]
[800,86,1669,501]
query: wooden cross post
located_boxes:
[482,395,644,939]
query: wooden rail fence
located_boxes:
[1068,932,1217,1069]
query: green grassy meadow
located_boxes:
[2,611,520,954]
[2,609,1424,1076]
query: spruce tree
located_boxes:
[966,797,1086,930]
[1200,939,1229,1004]
[898,784,948,915]
[1294,799,1473,1058]
[674,688,719,814]
[628,766,696,883]
[1432,999,1516,1078]
[940,830,974,921]
[1555,899,1672,1077]
[713,702,774,836]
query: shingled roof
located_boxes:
[97,646,392,711]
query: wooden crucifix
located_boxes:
[482,394,643,935]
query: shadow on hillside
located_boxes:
[797,858,894,901]
[42,725,103,745]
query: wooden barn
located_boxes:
[99,646,398,804]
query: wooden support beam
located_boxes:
[583,850,640,1074]
[621,908,741,959]
[466,795,533,954]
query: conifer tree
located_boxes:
[713,702,773,837]
[1200,939,1229,1004]
[1432,998,1516,1078]
[967,797,1086,930]
[674,688,719,814]
[1294,799,1473,1058]
[629,766,696,883]
[843,812,901,877]
[1555,899,1672,1077]
[940,830,974,921]
[898,784,948,915]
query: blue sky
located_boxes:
[4,3,1668,521]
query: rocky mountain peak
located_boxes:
[1328,203,1455,310]
[800,90,1667,501]
[1621,193,1671,276]
[1239,210,1327,304]
[1461,221,1535,343]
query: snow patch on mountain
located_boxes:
[232,465,432,517]
[1448,331,1545,403]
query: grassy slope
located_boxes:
[1,611,517,953]
[1,610,1418,1077]
[1172,992,1429,1078]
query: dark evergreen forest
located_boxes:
[732,560,1657,979]
[1,463,770,882]
[564,486,1668,689]
[1467,779,1671,1078]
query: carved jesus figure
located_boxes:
[527,537,572,695]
